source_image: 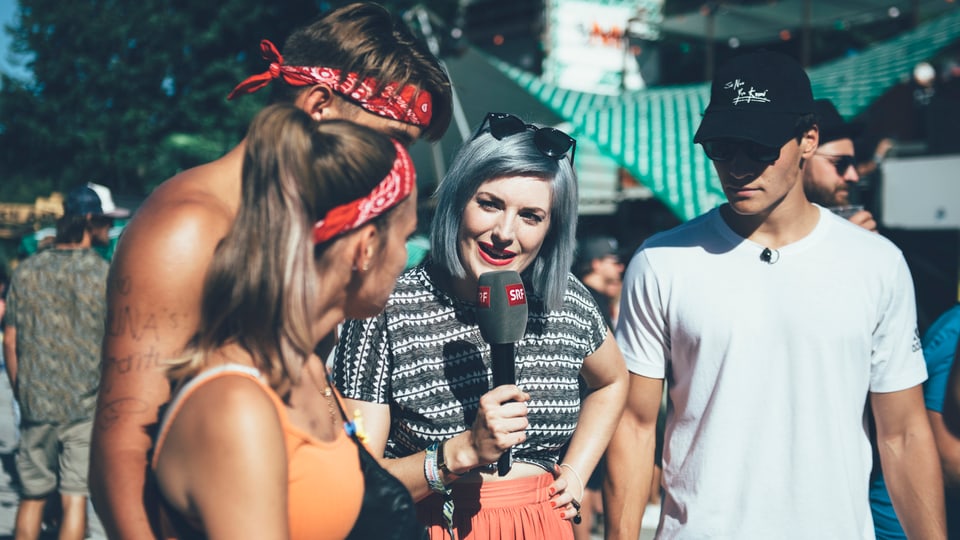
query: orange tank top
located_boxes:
[151,364,364,539]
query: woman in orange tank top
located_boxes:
[150,104,422,539]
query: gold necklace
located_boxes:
[306,360,339,427]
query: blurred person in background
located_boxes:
[572,235,624,329]
[3,184,118,540]
[570,235,626,540]
[88,3,452,538]
[0,264,8,333]
[801,99,877,232]
[892,304,960,540]
[947,339,960,457]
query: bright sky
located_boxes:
[0,0,27,79]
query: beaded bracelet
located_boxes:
[424,442,449,494]
[424,442,457,539]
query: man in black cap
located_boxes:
[61,182,130,250]
[572,235,624,330]
[605,50,944,539]
[570,235,626,540]
[802,99,877,231]
[3,184,113,540]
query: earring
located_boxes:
[362,262,370,272]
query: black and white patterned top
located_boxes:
[332,261,607,471]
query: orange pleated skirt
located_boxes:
[416,472,575,540]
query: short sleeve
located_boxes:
[4,272,18,328]
[587,300,608,355]
[614,249,668,378]
[567,276,610,358]
[869,254,928,393]
[332,314,394,404]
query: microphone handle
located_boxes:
[490,342,515,476]
[491,343,515,387]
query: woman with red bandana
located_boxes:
[334,112,629,539]
[150,104,424,539]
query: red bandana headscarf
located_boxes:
[312,139,416,245]
[228,40,433,128]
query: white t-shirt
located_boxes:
[615,205,926,540]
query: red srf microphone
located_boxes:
[476,270,528,476]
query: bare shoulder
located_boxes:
[115,148,243,270]
[103,147,244,358]
[169,375,282,448]
[98,147,246,408]
[154,374,285,515]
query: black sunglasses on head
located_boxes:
[816,153,857,176]
[474,112,577,165]
[701,139,781,163]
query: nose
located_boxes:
[490,214,517,244]
[842,163,860,183]
[726,152,761,181]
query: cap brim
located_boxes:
[694,110,800,146]
[101,208,131,219]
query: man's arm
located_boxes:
[89,191,234,539]
[3,325,16,398]
[603,373,663,540]
[871,385,946,539]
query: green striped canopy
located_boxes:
[489,8,960,221]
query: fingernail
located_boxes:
[550,501,556,508]
[548,487,556,496]
[561,512,567,519]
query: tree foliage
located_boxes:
[0,0,366,201]
[0,0,462,203]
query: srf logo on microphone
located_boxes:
[477,286,491,308]
[505,284,526,306]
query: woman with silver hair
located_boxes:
[334,113,628,539]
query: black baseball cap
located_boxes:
[694,50,815,146]
[64,182,130,218]
[576,236,619,265]
[814,99,863,144]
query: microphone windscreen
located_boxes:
[476,270,528,344]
